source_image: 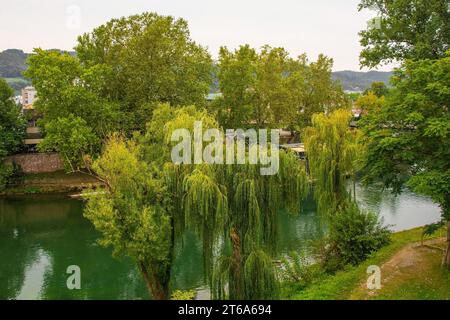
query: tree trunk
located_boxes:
[445,221,450,269]
[139,262,169,300]
[229,228,244,299]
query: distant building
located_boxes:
[21,86,37,110]
[20,86,43,150]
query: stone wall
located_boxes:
[5,153,64,173]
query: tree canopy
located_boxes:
[361,53,450,210]
[360,52,450,265]
[0,78,26,190]
[25,12,213,169]
[212,45,348,130]
[76,12,212,129]
[359,0,450,68]
[84,103,309,300]
[0,78,25,157]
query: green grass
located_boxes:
[283,227,447,300]
[368,262,450,300]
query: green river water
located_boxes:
[0,184,442,300]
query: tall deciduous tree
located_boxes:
[26,12,213,169]
[214,45,348,130]
[25,49,121,167]
[360,53,450,267]
[76,12,212,130]
[0,78,26,190]
[213,45,258,129]
[358,0,450,68]
[0,78,26,157]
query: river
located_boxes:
[0,184,442,299]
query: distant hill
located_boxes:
[332,70,393,92]
[0,49,29,78]
[0,49,75,93]
[0,49,31,93]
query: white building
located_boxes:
[21,86,37,109]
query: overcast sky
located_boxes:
[0,0,394,71]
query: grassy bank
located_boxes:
[283,227,449,300]
[1,171,102,195]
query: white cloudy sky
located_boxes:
[0,0,394,71]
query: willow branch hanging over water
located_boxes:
[83,104,310,300]
[303,109,360,216]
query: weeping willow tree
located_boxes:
[157,105,309,300]
[207,155,308,300]
[303,109,360,216]
[84,103,309,300]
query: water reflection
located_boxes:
[354,184,442,231]
[0,196,148,300]
[0,184,442,300]
[277,197,325,254]
[17,249,52,300]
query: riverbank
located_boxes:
[0,171,102,196]
[283,227,449,300]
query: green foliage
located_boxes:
[38,115,99,171]
[25,49,122,139]
[214,45,348,129]
[86,103,310,300]
[358,0,450,68]
[346,92,361,102]
[363,81,389,97]
[84,136,173,299]
[286,227,443,300]
[213,45,257,129]
[0,162,23,192]
[360,53,450,221]
[423,221,445,238]
[243,249,279,300]
[170,290,196,300]
[355,91,385,114]
[316,203,391,272]
[304,109,360,215]
[0,163,14,192]
[75,12,212,130]
[3,77,31,94]
[0,78,26,190]
[280,250,324,288]
[0,78,26,157]
[25,12,213,170]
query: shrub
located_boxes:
[316,203,391,272]
[0,162,25,192]
[280,250,324,288]
[0,163,13,191]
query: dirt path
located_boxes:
[350,238,450,300]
